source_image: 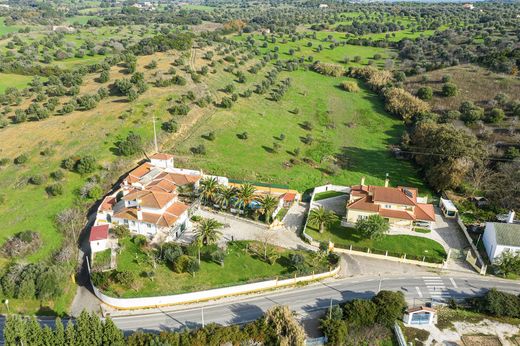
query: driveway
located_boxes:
[389,207,473,272]
[185,208,313,250]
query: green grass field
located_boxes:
[306,222,446,262]
[103,240,322,298]
[0,73,33,93]
[175,69,426,192]
[0,17,22,35]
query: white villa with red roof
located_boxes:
[346,177,435,229]
[95,153,205,241]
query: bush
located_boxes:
[133,235,147,248]
[46,183,64,196]
[442,82,458,97]
[162,119,178,133]
[485,108,505,123]
[384,88,431,122]
[417,87,433,100]
[76,155,97,174]
[340,81,360,92]
[29,175,45,185]
[114,270,135,288]
[112,225,130,239]
[116,132,143,156]
[50,170,64,181]
[173,255,192,273]
[344,299,377,328]
[312,62,344,77]
[14,154,29,165]
[481,289,520,317]
[1,231,42,258]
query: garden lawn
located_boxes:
[105,240,322,298]
[306,221,446,262]
[175,69,427,193]
[313,191,347,201]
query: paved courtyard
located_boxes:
[182,207,313,250]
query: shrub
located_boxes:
[417,86,433,100]
[116,132,142,156]
[486,108,505,123]
[46,183,64,196]
[481,289,520,317]
[162,119,178,133]
[349,66,393,92]
[14,154,29,165]
[168,104,190,116]
[384,88,431,122]
[0,158,9,166]
[173,255,191,273]
[340,81,360,92]
[344,299,377,328]
[114,270,135,288]
[133,235,147,248]
[112,225,130,239]
[1,231,42,258]
[29,175,45,185]
[75,155,97,174]
[50,170,64,181]
[312,62,344,77]
[442,82,458,97]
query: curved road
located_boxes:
[107,275,520,332]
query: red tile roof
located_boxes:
[126,162,154,184]
[348,184,435,222]
[372,186,415,206]
[99,196,116,212]
[89,224,109,241]
[123,190,176,209]
[150,153,174,160]
[379,208,414,220]
[415,203,436,222]
[282,193,296,202]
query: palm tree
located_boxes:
[235,183,256,212]
[308,206,339,233]
[195,218,223,264]
[259,194,279,225]
[215,186,237,211]
[199,177,219,205]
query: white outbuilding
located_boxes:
[482,222,520,262]
[89,224,110,253]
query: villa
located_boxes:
[345,177,435,229]
[95,153,205,242]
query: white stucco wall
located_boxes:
[90,239,108,253]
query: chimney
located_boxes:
[507,210,516,224]
[137,207,143,221]
[360,176,365,186]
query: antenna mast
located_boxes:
[152,114,158,153]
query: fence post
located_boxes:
[403,253,407,260]
[385,250,388,257]
[349,244,352,252]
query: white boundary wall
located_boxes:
[88,258,340,310]
[302,184,350,243]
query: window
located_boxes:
[357,215,368,220]
[147,223,152,229]
[384,204,392,209]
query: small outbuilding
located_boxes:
[482,222,520,262]
[439,198,458,219]
[89,224,110,253]
[403,306,436,325]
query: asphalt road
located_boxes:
[107,275,520,333]
[1,275,518,338]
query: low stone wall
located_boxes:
[456,215,487,275]
[89,260,340,310]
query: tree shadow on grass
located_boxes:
[334,146,425,189]
[261,145,275,153]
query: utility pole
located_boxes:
[329,298,333,319]
[201,307,205,328]
[378,274,382,293]
[152,114,158,153]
